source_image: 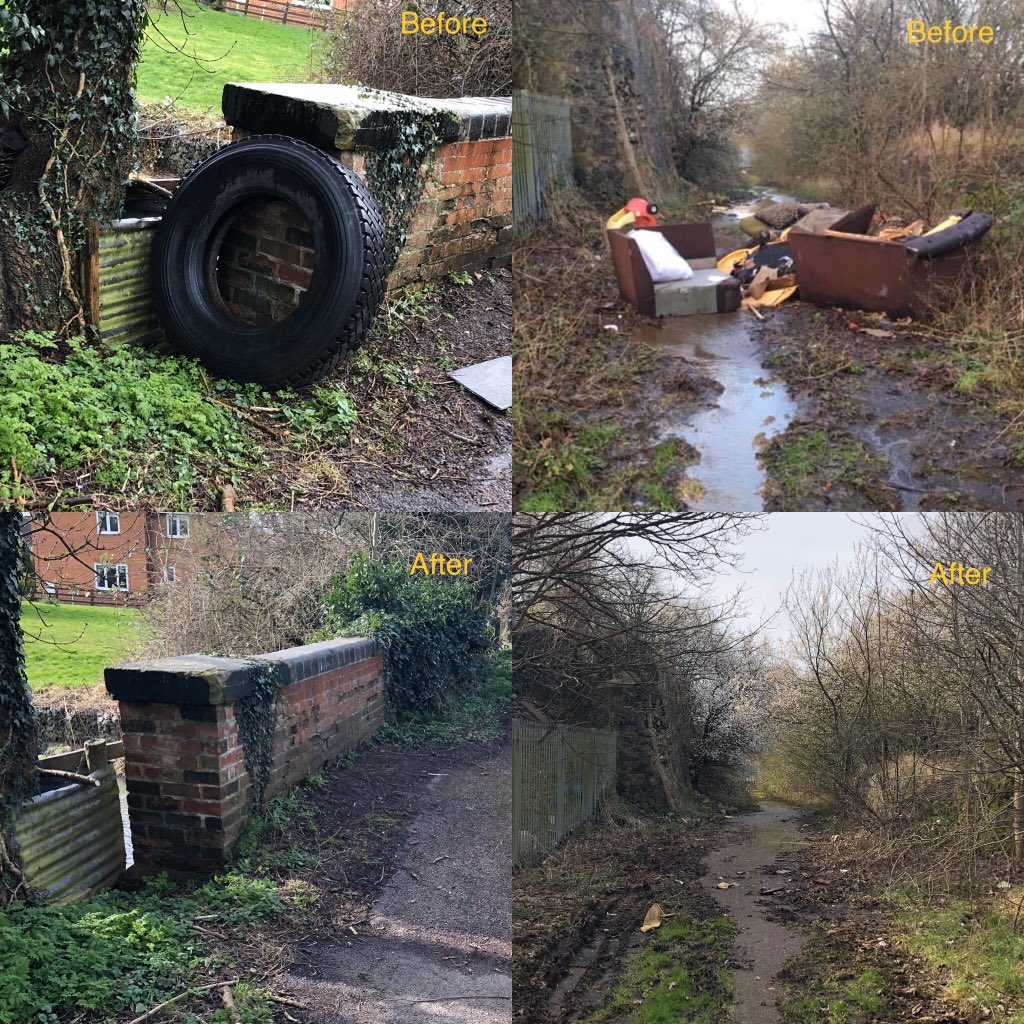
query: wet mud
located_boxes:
[755,305,1024,510]
[632,315,795,510]
[617,187,1024,510]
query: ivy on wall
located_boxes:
[234,661,283,810]
[0,514,39,902]
[365,108,455,266]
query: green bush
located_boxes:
[326,555,492,716]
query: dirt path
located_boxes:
[701,803,808,1023]
[281,747,511,1023]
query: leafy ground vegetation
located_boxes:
[21,603,143,690]
[513,802,732,1024]
[2,271,510,510]
[138,0,315,112]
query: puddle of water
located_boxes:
[633,315,796,511]
[623,185,802,510]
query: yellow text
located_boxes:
[410,552,474,576]
[907,19,994,43]
[929,562,992,586]
[402,11,488,36]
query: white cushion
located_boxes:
[628,229,694,282]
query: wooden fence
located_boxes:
[512,719,616,867]
[512,90,574,228]
[28,585,149,608]
[223,0,337,28]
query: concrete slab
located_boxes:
[222,83,512,152]
[449,355,512,410]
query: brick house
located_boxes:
[27,513,195,605]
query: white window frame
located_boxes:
[164,565,177,584]
[292,0,332,9]
[94,563,129,591]
[166,513,190,539]
[96,512,121,535]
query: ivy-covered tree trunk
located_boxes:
[0,0,150,337]
[0,513,37,903]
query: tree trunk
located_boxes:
[0,513,38,902]
[0,0,150,337]
[1015,766,1024,866]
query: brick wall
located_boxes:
[391,137,513,285]
[216,200,315,326]
[224,87,512,292]
[106,637,384,872]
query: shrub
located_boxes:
[325,555,491,716]
[315,0,511,98]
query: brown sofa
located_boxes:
[607,222,741,317]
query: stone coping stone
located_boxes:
[105,636,377,705]
[222,83,512,151]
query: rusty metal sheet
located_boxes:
[789,204,976,317]
[95,218,166,347]
[789,229,971,317]
[13,764,126,903]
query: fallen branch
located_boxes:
[220,985,240,1024]
[36,767,100,787]
[125,979,237,1024]
[267,994,309,1010]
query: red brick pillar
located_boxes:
[105,638,383,873]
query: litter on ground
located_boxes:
[605,195,993,320]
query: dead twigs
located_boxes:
[125,979,237,1024]
[36,766,100,787]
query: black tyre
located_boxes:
[151,134,387,388]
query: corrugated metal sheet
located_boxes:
[96,217,165,347]
[13,764,126,903]
[512,90,574,227]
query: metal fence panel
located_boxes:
[513,90,573,227]
[512,719,616,866]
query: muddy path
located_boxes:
[754,304,1024,510]
[701,803,809,1023]
[625,187,799,510]
[619,188,1024,511]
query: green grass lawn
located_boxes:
[21,602,145,690]
[138,0,316,113]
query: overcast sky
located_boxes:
[700,514,870,640]
[749,0,826,44]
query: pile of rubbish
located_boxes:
[738,198,832,238]
[606,195,994,320]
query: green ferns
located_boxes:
[0,891,200,1024]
